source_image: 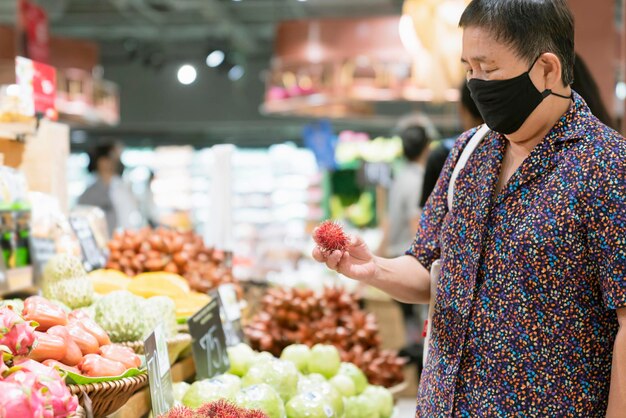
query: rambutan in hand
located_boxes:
[312,234,379,283]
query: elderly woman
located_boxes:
[313,0,626,416]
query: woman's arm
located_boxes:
[314,235,431,304]
[607,307,626,417]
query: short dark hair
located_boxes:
[400,125,430,161]
[87,143,116,173]
[459,0,575,86]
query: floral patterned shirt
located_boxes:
[407,92,626,417]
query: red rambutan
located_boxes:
[159,405,195,418]
[245,410,270,418]
[313,220,349,254]
[195,400,246,418]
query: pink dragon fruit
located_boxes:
[0,380,49,418]
[5,359,78,418]
[0,307,37,356]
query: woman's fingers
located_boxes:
[325,250,343,270]
[312,246,325,262]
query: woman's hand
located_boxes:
[312,234,379,282]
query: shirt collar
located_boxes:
[546,90,594,144]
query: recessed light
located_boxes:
[177,64,197,85]
[206,50,225,68]
[228,65,245,81]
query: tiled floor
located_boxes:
[396,398,416,417]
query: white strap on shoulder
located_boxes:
[446,124,491,211]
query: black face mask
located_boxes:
[467,56,572,135]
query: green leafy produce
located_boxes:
[182,375,241,408]
[172,382,190,404]
[338,362,368,394]
[343,395,379,418]
[307,344,340,379]
[242,359,299,401]
[256,352,275,364]
[303,374,326,384]
[297,376,343,416]
[142,296,177,338]
[93,291,145,343]
[329,374,356,397]
[235,383,286,418]
[285,391,338,418]
[280,344,310,374]
[362,385,394,418]
[228,343,256,377]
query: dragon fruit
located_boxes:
[0,380,49,418]
[5,359,79,417]
[0,307,37,356]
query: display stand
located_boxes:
[0,120,71,294]
[110,355,196,418]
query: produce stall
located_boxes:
[0,87,411,417]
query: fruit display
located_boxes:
[170,343,395,418]
[245,287,405,387]
[105,227,237,293]
[88,269,212,321]
[0,306,78,417]
[161,400,268,418]
[41,254,95,310]
[20,296,143,378]
[92,290,177,343]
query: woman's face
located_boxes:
[97,156,115,176]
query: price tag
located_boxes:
[187,295,230,380]
[217,285,245,347]
[28,237,56,286]
[69,215,106,271]
[144,323,174,417]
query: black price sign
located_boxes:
[144,323,174,417]
[29,237,57,286]
[187,295,230,380]
[69,215,106,271]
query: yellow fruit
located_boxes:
[127,272,190,299]
[88,269,131,294]
[173,292,211,319]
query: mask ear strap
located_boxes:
[542,89,573,99]
[528,53,544,72]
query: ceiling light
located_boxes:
[206,50,225,68]
[228,65,245,81]
[177,64,197,85]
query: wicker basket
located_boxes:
[71,406,86,418]
[68,373,148,418]
[120,333,192,364]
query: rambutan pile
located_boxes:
[160,400,268,418]
[161,406,195,418]
[313,220,349,254]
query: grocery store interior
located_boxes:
[0,0,623,417]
